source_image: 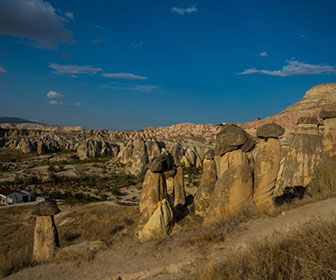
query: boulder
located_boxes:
[297,116,319,125]
[256,123,285,139]
[33,200,60,216]
[138,199,174,242]
[194,157,217,217]
[254,138,281,209]
[204,150,253,225]
[214,125,250,157]
[148,154,171,173]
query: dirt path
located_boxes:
[7,198,336,280]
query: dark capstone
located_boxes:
[148,154,172,173]
[256,123,285,139]
[32,200,61,216]
[204,149,215,160]
[320,110,336,120]
[297,116,319,125]
[214,125,249,156]
[241,137,256,153]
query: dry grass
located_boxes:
[186,218,336,280]
[0,205,35,278]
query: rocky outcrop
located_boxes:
[254,124,283,209]
[194,152,217,217]
[138,199,174,242]
[32,200,60,262]
[275,118,323,195]
[77,139,118,159]
[204,126,254,225]
[148,154,172,173]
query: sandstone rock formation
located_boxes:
[204,126,254,224]
[32,200,61,262]
[254,124,283,209]
[138,199,174,242]
[194,152,217,217]
[173,167,186,209]
[321,110,336,157]
[275,117,323,195]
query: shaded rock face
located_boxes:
[275,122,322,195]
[148,154,172,173]
[33,216,60,262]
[204,150,254,224]
[256,123,285,139]
[194,158,217,217]
[254,138,281,209]
[131,139,149,175]
[138,199,174,242]
[173,167,186,208]
[138,170,168,227]
[77,139,118,160]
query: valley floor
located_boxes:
[5,197,336,280]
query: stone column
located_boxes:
[32,200,60,262]
[254,123,284,210]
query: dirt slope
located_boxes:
[6,197,336,280]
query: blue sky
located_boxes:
[0,0,336,130]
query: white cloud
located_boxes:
[65,12,74,21]
[0,0,75,49]
[0,66,5,73]
[101,72,148,80]
[49,100,70,106]
[238,59,336,77]
[74,102,83,107]
[100,84,159,93]
[171,5,198,15]
[49,63,103,77]
[46,90,65,99]
[259,51,268,57]
[132,41,144,48]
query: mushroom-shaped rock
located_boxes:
[297,116,319,125]
[148,154,172,173]
[256,123,285,139]
[32,200,61,263]
[214,125,251,157]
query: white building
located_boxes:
[0,189,32,205]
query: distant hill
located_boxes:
[0,117,42,124]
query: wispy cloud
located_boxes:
[74,102,83,107]
[238,59,336,77]
[49,63,103,77]
[49,100,70,106]
[132,41,144,48]
[46,90,65,99]
[100,84,159,93]
[0,66,5,73]
[92,39,104,45]
[101,72,148,80]
[171,5,198,15]
[259,51,268,57]
[65,12,74,21]
[0,0,75,49]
